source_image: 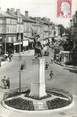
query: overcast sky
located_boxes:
[0,0,77,27]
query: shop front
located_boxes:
[14,42,23,53]
[23,40,29,51]
[60,51,71,64]
[2,35,17,54]
[28,39,34,49]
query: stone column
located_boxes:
[30,58,47,98]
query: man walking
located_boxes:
[49,70,54,80]
[6,77,10,89]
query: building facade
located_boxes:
[0,10,17,54]
[71,11,77,48]
[70,11,77,63]
[0,8,53,55]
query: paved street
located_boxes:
[0,49,77,117]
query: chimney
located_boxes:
[10,8,15,13]
[16,9,20,15]
[6,8,10,13]
[25,11,28,18]
[7,8,15,14]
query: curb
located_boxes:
[54,61,77,70]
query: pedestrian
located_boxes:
[54,54,56,62]
[6,77,10,89]
[1,76,10,89]
[49,70,54,80]
[1,76,7,89]
[51,57,54,63]
[9,54,12,62]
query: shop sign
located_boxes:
[14,42,22,45]
[23,40,28,46]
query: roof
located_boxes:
[0,10,53,25]
[0,11,17,19]
[0,13,4,18]
[22,16,36,23]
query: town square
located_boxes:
[0,0,77,117]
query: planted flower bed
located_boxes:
[3,88,73,111]
[46,98,71,109]
[47,88,72,99]
[5,97,34,110]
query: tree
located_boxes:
[65,28,71,38]
[58,24,65,37]
[62,39,73,51]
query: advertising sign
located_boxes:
[23,40,28,46]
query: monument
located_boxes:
[3,57,72,111]
[30,57,47,98]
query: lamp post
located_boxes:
[19,67,21,92]
[19,36,22,92]
[18,16,22,92]
[5,37,6,54]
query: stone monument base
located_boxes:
[30,57,47,98]
[30,83,47,98]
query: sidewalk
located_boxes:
[54,61,77,70]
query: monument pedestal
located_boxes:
[30,58,47,98]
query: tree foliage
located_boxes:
[58,24,65,37]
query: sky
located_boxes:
[0,0,77,27]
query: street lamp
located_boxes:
[5,37,6,54]
[18,16,22,92]
[19,67,21,92]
